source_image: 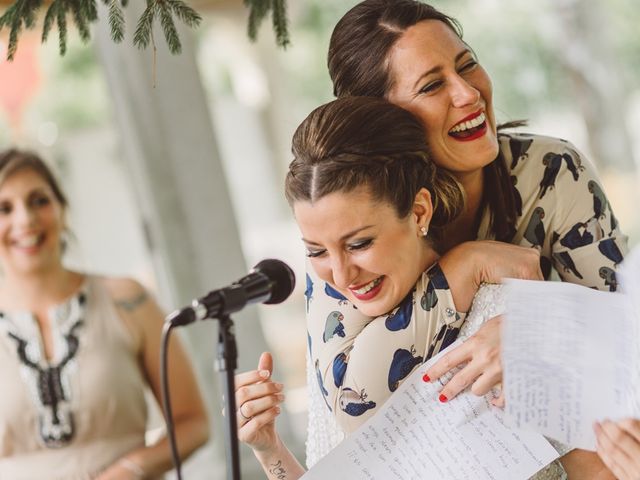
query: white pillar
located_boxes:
[93,4,298,478]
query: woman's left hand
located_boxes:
[595,418,640,480]
[424,315,503,403]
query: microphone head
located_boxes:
[253,259,296,305]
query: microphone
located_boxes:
[167,259,296,326]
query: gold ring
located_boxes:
[238,403,251,420]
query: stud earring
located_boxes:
[420,226,428,237]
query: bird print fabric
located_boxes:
[304,273,314,313]
[384,292,414,331]
[323,311,345,342]
[306,262,465,433]
[306,132,628,435]
[387,346,423,392]
[524,206,546,249]
[497,132,628,288]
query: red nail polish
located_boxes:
[422,374,431,382]
[439,394,448,403]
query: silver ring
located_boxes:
[238,403,251,420]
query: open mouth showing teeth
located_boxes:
[14,234,43,248]
[352,276,383,295]
[449,112,486,138]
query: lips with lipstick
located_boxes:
[448,111,487,141]
[349,276,384,301]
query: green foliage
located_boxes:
[245,0,290,47]
[0,0,293,60]
[133,0,202,54]
[107,0,125,44]
[0,0,202,60]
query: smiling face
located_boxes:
[294,186,437,317]
[386,20,499,176]
[0,168,66,276]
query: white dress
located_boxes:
[305,284,569,479]
[0,276,150,480]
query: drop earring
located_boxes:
[420,226,428,237]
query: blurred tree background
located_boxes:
[281,0,639,170]
[3,0,638,173]
[0,1,638,477]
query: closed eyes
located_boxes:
[417,58,479,96]
[347,238,373,251]
[306,248,327,258]
[305,238,374,258]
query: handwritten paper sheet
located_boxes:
[302,347,558,480]
[503,249,640,451]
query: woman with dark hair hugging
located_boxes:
[235,96,617,479]
[236,1,627,478]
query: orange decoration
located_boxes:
[0,32,42,138]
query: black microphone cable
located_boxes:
[160,320,183,480]
[158,259,296,479]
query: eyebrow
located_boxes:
[411,49,472,91]
[0,188,50,201]
[302,225,374,246]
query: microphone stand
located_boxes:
[166,261,295,480]
[216,313,241,480]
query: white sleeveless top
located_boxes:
[305,284,569,479]
[0,276,148,480]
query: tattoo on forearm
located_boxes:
[115,291,149,311]
[268,460,287,479]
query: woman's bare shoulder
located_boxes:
[99,276,151,312]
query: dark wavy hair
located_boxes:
[327,0,520,242]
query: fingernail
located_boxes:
[439,394,448,403]
[275,382,284,391]
[259,370,270,378]
[276,394,285,402]
[275,406,281,414]
[422,374,431,382]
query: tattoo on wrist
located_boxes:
[268,460,287,479]
[116,292,149,312]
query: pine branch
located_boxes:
[85,0,97,21]
[71,1,91,42]
[107,0,125,43]
[167,0,200,28]
[271,0,289,47]
[157,0,181,54]
[41,1,56,42]
[56,0,67,55]
[7,7,22,60]
[23,0,38,28]
[9,1,27,60]
[245,0,270,41]
[133,1,156,50]
[1,0,43,60]
[0,0,290,61]
[244,0,290,48]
